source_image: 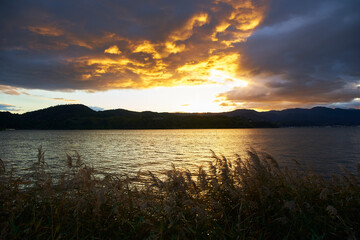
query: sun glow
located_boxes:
[208,69,248,87]
[1,0,271,113]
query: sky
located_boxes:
[0,0,359,113]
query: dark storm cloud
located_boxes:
[5,0,357,110]
[220,0,360,109]
[0,0,266,91]
[1,0,205,42]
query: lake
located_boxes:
[0,128,359,177]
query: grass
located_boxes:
[0,147,359,239]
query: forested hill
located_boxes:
[226,107,360,126]
[1,104,360,130]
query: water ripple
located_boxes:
[0,128,359,177]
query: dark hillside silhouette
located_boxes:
[1,104,360,129]
[227,107,360,126]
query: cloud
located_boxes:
[0,0,266,91]
[0,86,78,106]
[324,99,360,109]
[104,45,122,55]
[0,85,22,95]
[0,103,19,111]
[23,93,79,103]
[51,97,78,103]
[2,0,359,110]
[219,0,360,109]
[0,84,78,103]
[27,26,64,37]
[89,106,105,111]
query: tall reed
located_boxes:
[0,148,359,239]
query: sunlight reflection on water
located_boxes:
[0,128,359,176]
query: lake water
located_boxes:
[0,128,359,176]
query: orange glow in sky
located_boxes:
[2,0,358,113]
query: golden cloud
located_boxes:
[168,12,209,42]
[6,0,267,91]
[104,45,122,55]
[3,0,359,112]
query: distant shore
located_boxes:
[2,104,360,130]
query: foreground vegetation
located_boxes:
[0,148,359,239]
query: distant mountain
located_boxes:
[0,104,274,129]
[0,104,359,130]
[227,107,360,126]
